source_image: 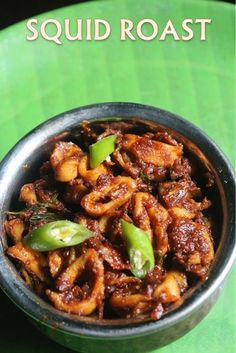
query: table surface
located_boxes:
[0,1,235,352]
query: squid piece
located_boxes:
[109,295,142,318]
[110,271,187,316]
[158,178,201,207]
[50,141,82,168]
[97,240,130,270]
[6,242,48,282]
[122,134,140,149]
[55,249,97,292]
[159,179,211,220]
[32,179,66,212]
[74,215,129,270]
[48,250,64,278]
[170,157,192,180]
[98,215,110,233]
[153,132,179,146]
[105,272,141,303]
[64,178,88,204]
[110,292,150,309]
[144,265,164,286]
[121,134,183,167]
[4,218,25,243]
[147,203,171,256]
[153,271,187,302]
[46,288,101,316]
[47,247,76,278]
[74,214,102,239]
[109,270,153,314]
[81,175,136,217]
[50,141,82,182]
[77,155,109,185]
[169,219,214,279]
[113,148,140,178]
[132,192,171,256]
[105,271,141,289]
[167,199,210,220]
[132,192,153,241]
[19,183,37,205]
[46,249,104,316]
[54,158,80,182]
[105,215,131,243]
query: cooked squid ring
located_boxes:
[77,155,108,185]
[46,249,104,316]
[132,192,171,256]
[81,176,136,217]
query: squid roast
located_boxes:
[5,120,215,321]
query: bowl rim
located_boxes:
[0,102,235,338]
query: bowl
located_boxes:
[0,102,235,353]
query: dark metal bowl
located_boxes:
[0,103,235,353]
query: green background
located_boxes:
[0,0,235,352]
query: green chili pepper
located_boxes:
[121,219,155,279]
[23,220,94,252]
[89,135,116,168]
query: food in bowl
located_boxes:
[5,119,215,321]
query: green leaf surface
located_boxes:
[0,1,235,353]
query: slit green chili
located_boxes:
[23,220,94,252]
[89,135,117,168]
[121,219,155,279]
